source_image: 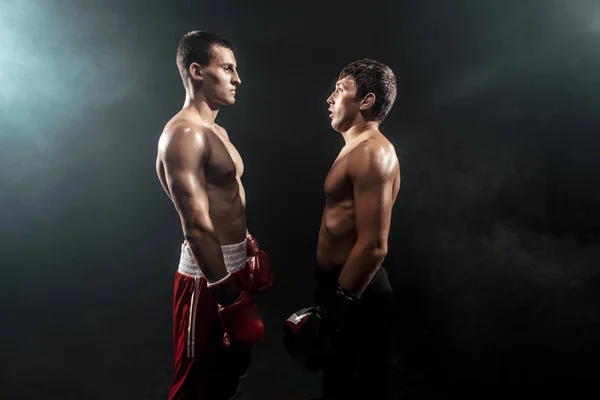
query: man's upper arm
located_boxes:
[348,142,397,251]
[160,126,213,234]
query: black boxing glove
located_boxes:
[283,306,327,373]
[283,283,360,373]
[315,282,360,334]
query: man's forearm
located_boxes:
[337,242,387,297]
[185,229,229,283]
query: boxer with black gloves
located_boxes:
[283,59,403,400]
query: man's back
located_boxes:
[156,109,247,245]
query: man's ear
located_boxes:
[360,93,376,111]
[189,62,203,82]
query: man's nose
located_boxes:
[232,71,241,85]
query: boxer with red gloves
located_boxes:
[156,30,268,400]
[283,59,403,399]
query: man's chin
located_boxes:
[222,97,236,106]
[330,120,341,132]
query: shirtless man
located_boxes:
[283,59,401,399]
[156,30,274,400]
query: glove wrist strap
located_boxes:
[207,271,232,287]
[207,272,243,306]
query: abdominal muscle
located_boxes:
[182,184,247,247]
[316,200,357,272]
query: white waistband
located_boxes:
[178,238,247,278]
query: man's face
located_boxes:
[327,77,362,132]
[196,45,241,106]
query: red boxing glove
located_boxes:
[208,272,265,348]
[239,235,275,293]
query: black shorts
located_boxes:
[315,267,403,400]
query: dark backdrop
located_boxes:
[1,0,599,398]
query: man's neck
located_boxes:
[341,119,380,144]
[182,91,219,125]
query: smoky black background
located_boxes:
[1,0,599,398]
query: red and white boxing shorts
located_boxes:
[168,239,249,400]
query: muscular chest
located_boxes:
[207,134,244,185]
[324,156,351,200]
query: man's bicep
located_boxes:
[162,132,213,232]
[353,174,394,246]
[167,168,211,226]
[349,145,395,248]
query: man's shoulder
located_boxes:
[162,114,208,138]
[161,113,218,145]
[158,116,213,161]
[351,132,397,160]
[348,133,398,179]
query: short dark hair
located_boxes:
[339,58,397,121]
[176,30,235,83]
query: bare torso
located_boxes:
[156,110,247,245]
[316,132,401,272]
